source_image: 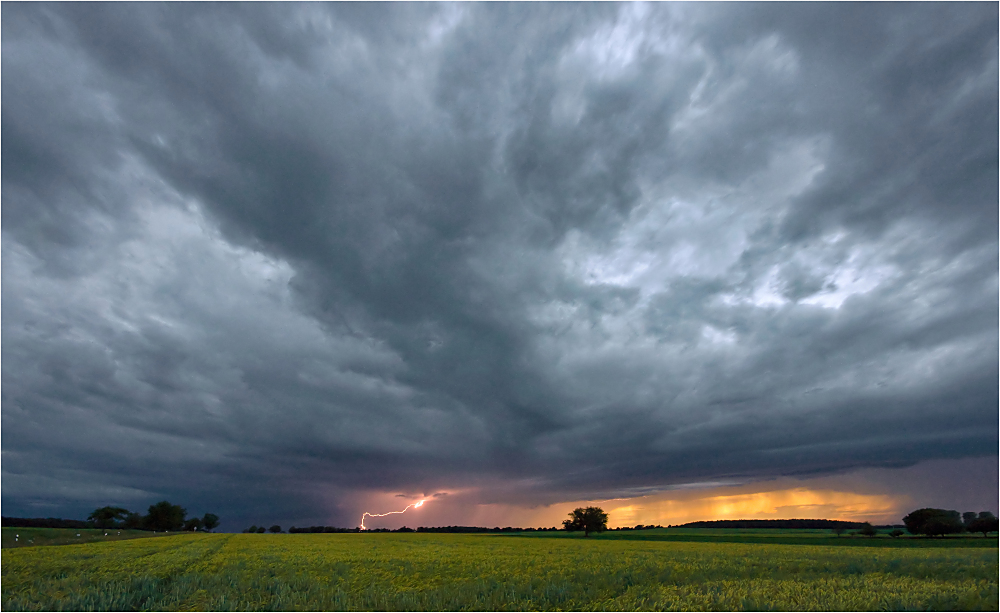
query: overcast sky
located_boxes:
[3,2,997,531]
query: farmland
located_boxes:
[2,530,997,611]
[1,527,180,549]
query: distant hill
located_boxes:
[2,517,91,529]
[679,519,867,530]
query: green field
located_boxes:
[1,527,182,549]
[2,530,996,611]
[520,527,998,548]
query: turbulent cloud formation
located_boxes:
[3,3,997,529]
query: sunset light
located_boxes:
[3,2,996,609]
[604,487,903,528]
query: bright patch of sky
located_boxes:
[558,136,828,302]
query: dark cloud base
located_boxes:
[2,3,996,529]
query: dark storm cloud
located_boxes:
[3,2,996,527]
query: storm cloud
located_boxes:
[3,2,996,529]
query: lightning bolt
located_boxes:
[360,499,426,530]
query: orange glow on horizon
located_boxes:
[602,487,904,527]
[350,482,914,530]
[346,458,995,529]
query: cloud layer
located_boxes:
[3,3,996,528]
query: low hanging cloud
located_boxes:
[2,3,996,529]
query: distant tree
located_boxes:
[2,518,87,529]
[144,501,186,532]
[88,506,131,529]
[967,512,999,538]
[902,508,964,537]
[201,513,220,532]
[832,526,847,537]
[889,529,905,538]
[857,523,878,538]
[563,507,608,537]
[962,511,978,528]
[184,517,203,531]
[269,525,282,533]
[245,525,258,534]
[256,526,266,533]
[123,512,143,530]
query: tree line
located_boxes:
[560,506,1000,538]
[88,501,219,532]
[233,506,998,538]
[2,517,91,529]
[3,502,220,532]
[903,508,997,537]
[417,526,563,533]
[244,524,284,533]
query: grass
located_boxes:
[517,527,998,548]
[2,530,996,611]
[1,527,183,549]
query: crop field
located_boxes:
[538,527,998,548]
[2,531,997,611]
[1,528,179,549]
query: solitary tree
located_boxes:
[966,512,999,538]
[202,513,220,532]
[256,526,266,533]
[88,506,130,529]
[563,507,608,537]
[902,508,963,537]
[144,501,186,532]
[857,523,878,538]
[888,529,905,538]
[269,525,282,533]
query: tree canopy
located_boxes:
[563,507,608,537]
[202,513,220,532]
[902,508,964,537]
[87,506,131,529]
[966,512,998,538]
[857,522,878,538]
[144,501,187,531]
[83,501,216,532]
